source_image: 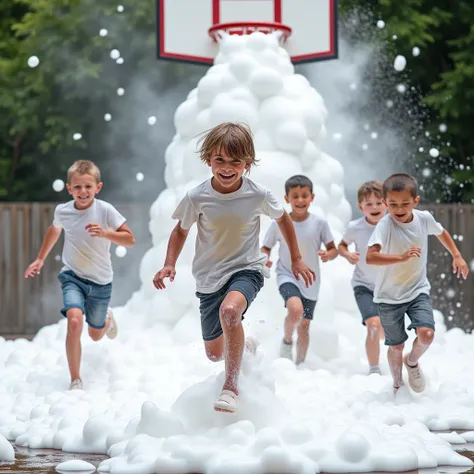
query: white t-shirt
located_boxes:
[53,199,126,285]
[368,209,443,304]
[342,216,378,291]
[173,177,284,293]
[262,213,334,301]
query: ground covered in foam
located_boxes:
[1,281,474,473]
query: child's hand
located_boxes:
[24,259,44,278]
[153,265,176,289]
[291,259,316,288]
[346,251,360,265]
[265,259,273,268]
[86,223,107,238]
[317,250,332,263]
[453,255,469,279]
[401,247,421,262]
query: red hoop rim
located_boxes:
[209,21,292,44]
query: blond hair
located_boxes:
[67,160,101,184]
[357,180,383,203]
[197,122,257,166]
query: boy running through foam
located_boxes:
[153,123,315,413]
[367,174,468,392]
[25,160,135,390]
[339,181,386,375]
[261,175,337,365]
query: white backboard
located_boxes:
[157,0,338,65]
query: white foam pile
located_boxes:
[1,32,474,473]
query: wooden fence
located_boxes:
[1,202,473,335]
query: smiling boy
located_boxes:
[366,173,468,392]
[261,175,337,365]
[25,160,135,390]
[153,123,315,413]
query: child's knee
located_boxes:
[204,340,224,362]
[220,303,241,328]
[287,300,304,324]
[417,327,434,345]
[389,343,404,353]
[67,310,83,336]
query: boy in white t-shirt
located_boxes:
[261,175,337,365]
[367,173,468,393]
[153,123,315,413]
[339,181,386,375]
[25,160,135,391]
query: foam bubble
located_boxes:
[27,56,40,68]
[109,49,120,60]
[430,148,440,158]
[394,55,407,72]
[377,20,385,28]
[115,246,127,258]
[52,179,65,192]
[99,29,108,37]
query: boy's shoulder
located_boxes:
[347,216,366,230]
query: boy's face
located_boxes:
[207,148,250,193]
[358,193,386,225]
[285,186,314,217]
[66,173,102,210]
[384,189,420,223]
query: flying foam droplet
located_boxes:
[439,123,447,133]
[363,124,370,131]
[376,20,385,29]
[117,5,124,12]
[429,148,440,158]
[394,55,407,72]
[396,84,406,93]
[99,29,108,37]
[332,133,342,141]
[419,147,424,152]
[27,56,40,68]
[136,172,144,182]
[371,132,378,139]
[117,88,125,96]
[148,116,157,125]
[52,179,65,192]
[116,58,124,64]
[110,49,120,60]
[386,100,394,108]
[104,113,112,122]
[72,133,82,141]
[392,35,398,40]
[349,83,357,91]
[422,168,431,177]
[362,144,368,151]
[412,47,421,57]
[115,246,127,258]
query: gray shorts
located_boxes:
[378,293,435,346]
[279,282,317,320]
[353,286,379,325]
[196,270,264,342]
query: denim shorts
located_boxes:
[57,270,112,329]
[353,286,380,325]
[196,270,264,342]
[378,293,435,346]
[279,282,317,320]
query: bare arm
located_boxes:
[153,222,190,289]
[24,225,62,277]
[436,229,469,279]
[366,244,421,266]
[85,222,135,247]
[318,241,338,262]
[338,240,360,264]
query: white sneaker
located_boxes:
[245,337,259,355]
[106,308,118,339]
[279,340,293,360]
[403,354,425,393]
[69,379,83,390]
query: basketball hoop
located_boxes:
[208,22,292,45]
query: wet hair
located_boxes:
[357,180,383,203]
[197,122,257,166]
[383,173,418,199]
[67,160,101,184]
[285,175,313,195]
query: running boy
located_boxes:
[261,175,337,365]
[367,173,468,393]
[338,181,386,375]
[25,160,135,391]
[153,123,315,413]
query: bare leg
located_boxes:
[407,327,434,365]
[296,318,310,364]
[88,317,110,342]
[204,335,225,362]
[283,297,304,344]
[66,309,84,382]
[387,343,404,388]
[219,291,248,395]
[365,316,383,367]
